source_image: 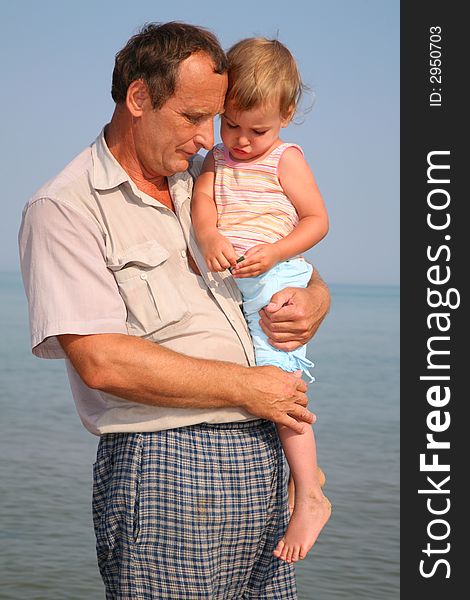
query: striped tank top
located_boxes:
[213,143,301,256]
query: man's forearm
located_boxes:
[304,267,331,329]
[60,333,245,408]
[307,267,330,306]
[58,332,314,433]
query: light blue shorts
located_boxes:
[235,258,314,381]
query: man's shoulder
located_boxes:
[25,145,94,213]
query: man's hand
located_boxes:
[241,365,315,434]
[259,270,330,351]
[232,244,281,278]
[200,231,237,272]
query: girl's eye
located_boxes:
[226,123,238,129]
[253,130,267,136]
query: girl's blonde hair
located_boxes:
[225,37,303,121]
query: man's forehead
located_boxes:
[174,53,227,97]
[172,97,224,117]
[170,65,227,115]
[176,51,225,81]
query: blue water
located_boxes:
[0,272,399,599]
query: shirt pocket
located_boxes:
[107,240,190,337]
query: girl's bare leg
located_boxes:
[273,424,331,563]
[288,465,326,513]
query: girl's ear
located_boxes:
[281,104,295,128]
[126,79,150,117]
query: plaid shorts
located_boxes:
[92,420,296,599]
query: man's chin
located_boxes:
[165,157,190,176]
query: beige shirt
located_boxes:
[19,128,256,435]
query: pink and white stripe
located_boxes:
[213,143,301,256]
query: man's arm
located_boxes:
[259,268,330,351]
[58,332,315,434]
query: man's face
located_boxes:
[135,53,227,177]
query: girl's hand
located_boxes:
[200,232,237,272]
[232,244,281,278]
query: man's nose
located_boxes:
[194,119,214,150]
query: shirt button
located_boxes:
[181,250,187,258]
[140,273,148,280]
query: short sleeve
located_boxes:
[19,197,128,358]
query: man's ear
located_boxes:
[126,80,150,117]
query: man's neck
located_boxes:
[105,111,174,210]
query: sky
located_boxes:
[0,0,399,285]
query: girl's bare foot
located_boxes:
[273,493,331,563]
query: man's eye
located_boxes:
[185,115,203,125]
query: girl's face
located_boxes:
[220,101,290,162]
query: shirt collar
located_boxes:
[91,126,130,191]
[91,126,194,211]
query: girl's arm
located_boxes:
[232,147,329,278]
[192,151,237,271]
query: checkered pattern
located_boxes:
[92,420,297,599]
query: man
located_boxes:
[19,22,330,599]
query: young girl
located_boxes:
[192,37,331,563]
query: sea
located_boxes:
[0,272,399,600]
